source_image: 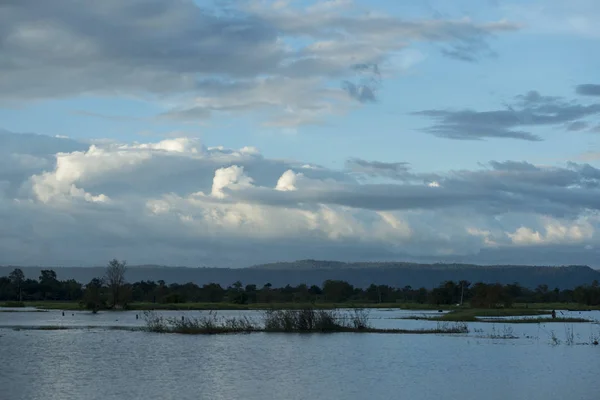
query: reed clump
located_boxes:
[143,308,470,335]
[144,311,256,334]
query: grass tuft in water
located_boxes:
[488,324,518,339]
[263,308,371,332]
[143,308,469,335]
[143,311,257,334]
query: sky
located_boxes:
[1,0,600,268]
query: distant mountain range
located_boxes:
[2,260,599,290]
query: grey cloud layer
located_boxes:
[414,89,600,140]
[230,160,600,218]
[0,0,518,125]
[577,84,600,96]
[346,158,412,178]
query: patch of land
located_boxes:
[430,309,549,322]
[403,309,594,323]
[517,303,600,311]
[477,317,590,324]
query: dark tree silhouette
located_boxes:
[105,259,126,308]
[9,268,24,301]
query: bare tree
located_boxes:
[105,259,126,308]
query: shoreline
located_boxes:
[2,302,598,323]
[2,301,600,315]
[3,301,458,311]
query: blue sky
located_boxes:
[1,0,600,267]
[1,0,598,172]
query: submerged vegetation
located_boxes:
[144,311,257,334]
[143,308,469,335]
[263,308,370,332]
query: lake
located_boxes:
[1,308,599,400]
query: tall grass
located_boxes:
[263,308,371,332]
[144,308,372,334]
[434,322,469,334]
[488,324,517,339]
[143,308,469,335]
[536,322,600,346]
[564,325,575,346]
[143,311,256,334]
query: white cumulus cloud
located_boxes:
[1,130,600,267]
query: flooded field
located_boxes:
[1,308,599,400]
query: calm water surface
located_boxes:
[1,309,599,400]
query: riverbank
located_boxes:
[426,309,549,321]
[3,301,600,313]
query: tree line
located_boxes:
[1,260,600,309]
